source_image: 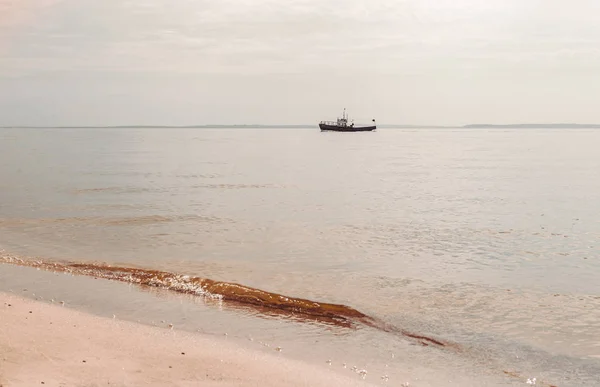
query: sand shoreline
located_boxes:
[0,292,376,387]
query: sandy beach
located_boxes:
[0,292,376,387]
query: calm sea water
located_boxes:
[1,127,599,386]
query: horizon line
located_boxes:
[2,123,600,129]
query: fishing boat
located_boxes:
[319,109,376,132]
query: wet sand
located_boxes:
[0,292,376,387]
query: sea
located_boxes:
[1,127,599,386]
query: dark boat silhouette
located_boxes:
[319,109,376,132]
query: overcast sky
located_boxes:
[1,0,599,126]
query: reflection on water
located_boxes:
[1,127,600,385]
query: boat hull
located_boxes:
[319,123,376,132]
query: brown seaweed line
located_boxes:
[1,255,449,348]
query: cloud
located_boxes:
[4,0,600,75]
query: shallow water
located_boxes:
[1,127,599,386]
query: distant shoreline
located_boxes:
[2,124,600,129]
[462,124,600,129]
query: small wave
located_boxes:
[0,254,367,325]
[0,215,229,227]
[70,187,149,194]
[0,253,450,349]
[81,171,163,178]
[192,183,283,190]
[176,174,222,179]
[99,215,219,226]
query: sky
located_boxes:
[1,0,600,126]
